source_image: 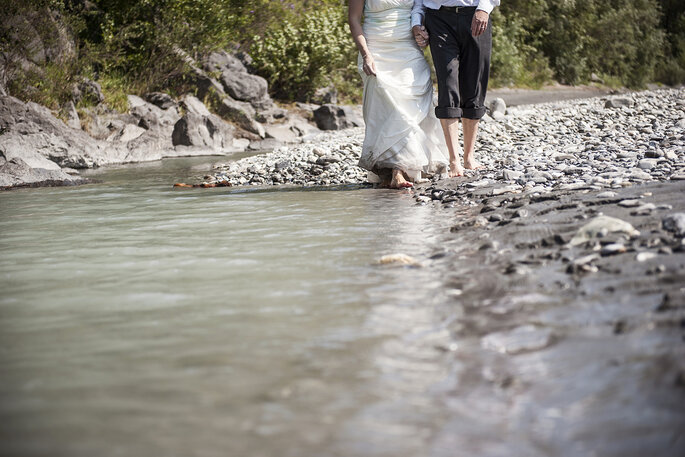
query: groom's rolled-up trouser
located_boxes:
[425,6,492,120]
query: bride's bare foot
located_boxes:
[390,169,413,189]
[449,160,464,177]
[464,158,483,170]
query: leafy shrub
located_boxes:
[250,6,356,101]
[490,9,552,87]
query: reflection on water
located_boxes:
[0,157,457,457]
[0,157,683,457]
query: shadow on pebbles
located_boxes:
[410,178,685,456]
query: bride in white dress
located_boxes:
[349,0,449,188]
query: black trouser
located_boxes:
[425,6,492,120]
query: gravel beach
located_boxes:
[195,88,684,189]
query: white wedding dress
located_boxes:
[358,0,449,182]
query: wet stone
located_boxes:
[481,325,555,355]
[601,243,627,256]
[662,213,685,237]
[631,203,656,215]
[618,199,641,208]
[636,252,658,262]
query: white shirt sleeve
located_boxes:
[411,0,425,28]
[477,0,500,14]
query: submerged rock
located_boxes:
[376,253,422,267]
[481,325,555,355]
[0,156,82,188]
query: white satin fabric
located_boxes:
[358,0,449,182]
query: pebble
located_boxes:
[638,159,658,170]
[630,203,656,215]
[502,169,522,181]
[492,185,520,196]
[636,252,658,262]
[618,199,641,208]
[601,243,627,256]
[662,213,685,237]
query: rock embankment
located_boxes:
[1,49,362,190]
[198,88,684,189]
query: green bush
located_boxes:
[3,0,684,112]
[250,6,356,101]
[490,9,552,88]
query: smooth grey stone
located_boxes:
[601,243,626,256]
[636,252,658,262]
[502,169,522,181]
[145,92,176,110]
[605,97,634,109]
[618,199,641,207]
[490,97,506,116]
[631,203,656,215]
[662,213,685,237]
[638,159,658,170]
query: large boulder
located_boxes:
[313,104,364,130]
[0,95,123,169]
[127,94,179,130]
[193,72,265,137]
[219,70,269,105]
[172,112,236,151]
[203,51,269,103]
[180,95,211,116]
[0,94,188,188]
[203,51,248,74]
[144,92,176,110]
[0,155,81,189]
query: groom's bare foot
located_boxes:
[464,158,483,170]
[449,160,464,177]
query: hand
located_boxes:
[471,10,489,37]
[412,25,429,48]
[362,55,377,76]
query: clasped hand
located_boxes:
[413,11,489,47]
[412,25,429,48]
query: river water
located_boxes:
[2,157,684,457]
[0,157,465,457]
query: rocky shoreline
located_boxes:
[194,88,684,191]
[0,50,362,190]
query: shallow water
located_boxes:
[0,157,462,457]
[1,158,684,457]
